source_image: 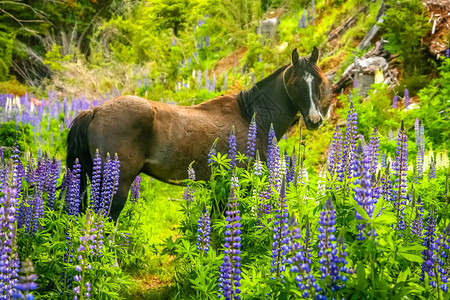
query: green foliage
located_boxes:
[43,44,72,72]
[0,121,33,157]
[381,0,432,93]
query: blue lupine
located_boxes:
[328,125,342,178]
[429,158,436,180]
[254,151,263,176]
[404,88,410,109]
[13,258,37,300]
[46,158,59,210]
[267,123,276,167]
[287,216,319,298]
[228,126,237,170]
[0,189,20,299]
[412,196,423,237]
[392,122,408,230]
[417,123,425,178]
[317,197,347,293]
[246,114,257,160]
[90,150,102,212]
[73,211,95,299]
[66,159,81,216]
[183,163,195,202]
[414,118,420,146]
[353,144,376,240]
[271,178,289,279]
[337,102,358,182]
[208,138,218,165]
[287,150,297,186]
[218,187,242,300]
[368,128,380,174]
[421,215,440,286]
[196,206,211,254]
[268,136,280,191]
[130,175,143,203]
[392,95,398,108]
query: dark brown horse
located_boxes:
[66,47,328,221]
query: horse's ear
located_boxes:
[291,48,299,66]
[310,46,319,64]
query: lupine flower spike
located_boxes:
[218,186,242,300]
[246,113,257,161]
[271,177,289,279]
[196,206,211,254]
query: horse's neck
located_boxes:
[238,66,297,140]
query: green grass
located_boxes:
[119,176,185,299]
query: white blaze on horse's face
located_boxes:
[304,72,322,124]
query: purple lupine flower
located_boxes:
[421,215,436,282]
[317,197,347,293]
[228,126,237,170]
[417,123,425,178]
[246,114,257,160]
[287,150,297,186]
[208,138,218,165]
[412,196,423,237]
[368,128,380,174]
[392,122,408,230]
[271,178,289,279]
[0,189,20,298]
[73,211,95,299]
[353,144,376,240]
[13,258,37,300]
[337,102,358,182]
[130,175,142,203]
[254,150,263,176]
[46,158,59,210]
[99,153,119,217]
[183,163,195,202]
[428,158,436,180]
[404,88,409,109]
[90,150,102,212]
[218,187,242,300]
[446,48,450,58]
[268,137,281,191]
[196,206,211,254]
[414,118,420,146]
[287,216,319,297]
[65,159,81,217]
[392,95,398,108]
[299,9,306,29]
[328,125,342,178]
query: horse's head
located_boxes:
[285,47,328,130]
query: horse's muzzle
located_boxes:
[305,116,322,130]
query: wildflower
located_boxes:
[392,95,398,108]
[368,128,380,174]
[428,158,436,180]
[228,126,237,170]
[287,216,319,298]
[65,159,81,217]
[337,102,358,182]
[183,163,195,202]
[208,138,218,165]
[287,150,297,186]
[245,114,257,160]
[196,206,211,254]
[392,122,408,230]
[317,197,347,292]
[271,178,289,279]
[100,153,120,217]
[412,196,423,237]
[404,88,409,109]
[254,151,263,176]
[268,136,280,191]
[328,126,342,178]
[353,144,376,240]
[13,258,37,300]
[90,150,102,212]
[0,189,20,299]
[130,175,143,203]
[218,187,242,300]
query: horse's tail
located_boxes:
[66,109,95,205]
